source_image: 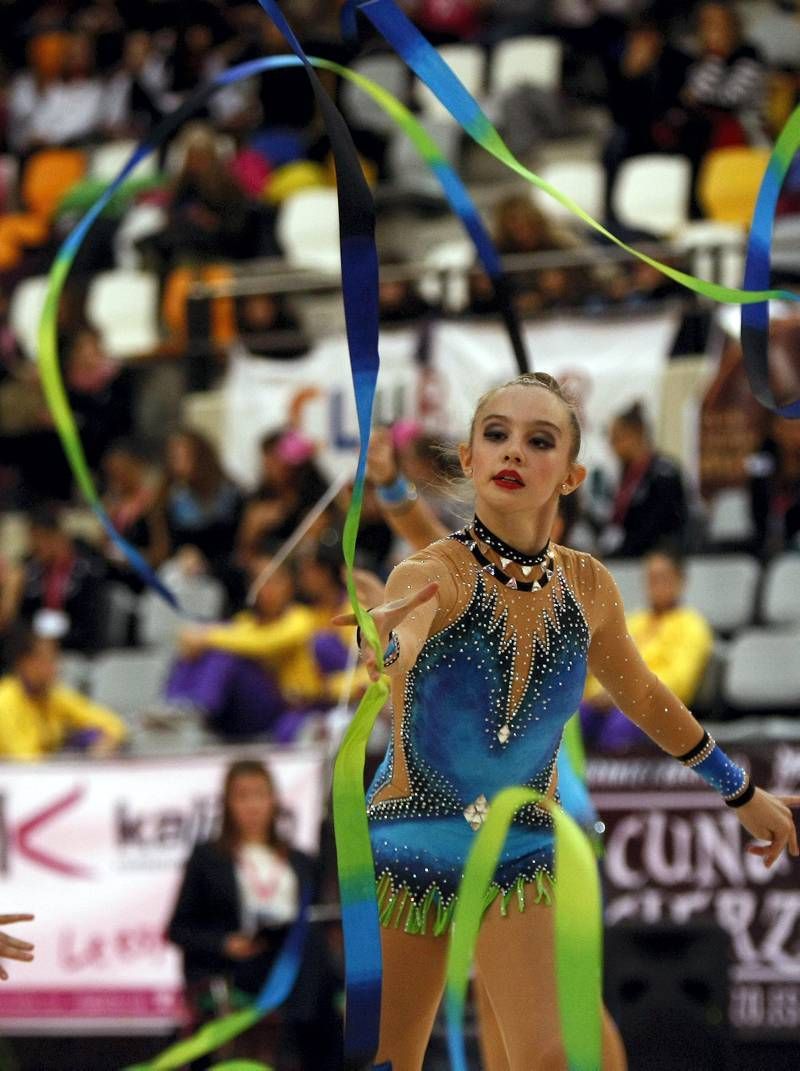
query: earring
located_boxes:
[561,484,569,493]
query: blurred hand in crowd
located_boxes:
[178,627,210,660]
[223,933,264,960]
[175,545,209,578]
[0,915,34,980]
[366,426,398,488]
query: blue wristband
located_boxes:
[679,732,752,805]
[382,630,400,668]
[376,474,415,506]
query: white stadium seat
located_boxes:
[762,554,800,626]
[341,54,409,135]
[491,36,562,93]
[89,139,157,182]
[533,159,605,224]
[605,559,646,614]
[90,649,172,720]
[685,554,760,634]
[9,275,49,360]
[611,155,691,237]
[722,628,800,710]
[276,188,341,274]
[86,269,160,357]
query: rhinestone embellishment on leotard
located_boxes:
[463,794,489,830]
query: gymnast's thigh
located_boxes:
[474,896,627,1071]
[375,924,448,1071]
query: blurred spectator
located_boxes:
[596,401,689,557]
[484,0,549,43]
[9,32,106,153]
[66,326,135,472]
[295,545,365,700]
[0,505,107,652]
[580,547,713,753]
[471,195,588,315]
[407,0,488,43]
[165,553,330,740]
[8,32,69,154]
[72,0,127,70]
[103,30,167,138]
[166,759,342,1070]
[748,414,800,556]
[101,439,168,589]
[140,123,261,271]
[683,3,767,153]
[0,627,126,759]
[230,17,318,139]
[602,17,692,218]
[233,292,309,360]
[0,294,66,503]
[237,430,333,569]
[161,427,243,577]
[378,260,433,325]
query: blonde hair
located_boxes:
[470,372,582,460]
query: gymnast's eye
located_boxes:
[483,427,506,441]
[530,436,555,449]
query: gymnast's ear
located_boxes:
[458,441,473,477]
[561,463,586,495]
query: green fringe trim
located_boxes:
[375,870,554,936]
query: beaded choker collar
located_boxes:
[452,527,554,592]
[472,516,550,567]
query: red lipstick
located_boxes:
[492,469,525,490]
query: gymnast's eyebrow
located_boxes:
[481,414,562,434]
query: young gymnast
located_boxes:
[337,372,799,1071]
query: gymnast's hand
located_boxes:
[333,581,439,681]
[736,789,800,868]
[0,915,34,979]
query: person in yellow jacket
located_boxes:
[0,629,127,760]
[581,547,713,752]
[167,552,364,740]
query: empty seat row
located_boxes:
[59,647,172,720]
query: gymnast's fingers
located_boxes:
[0,934,33,953]
[0,915,33,926]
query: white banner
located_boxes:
[221,312,676,488]
[0,747,326,1030]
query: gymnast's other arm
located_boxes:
[588,562,800,867]
[333,558,443,682]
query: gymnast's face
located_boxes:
[460,385,585,517]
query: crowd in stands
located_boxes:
[0,0,797,762]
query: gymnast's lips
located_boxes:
[492,469,525,489]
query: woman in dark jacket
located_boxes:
[166,759,341,1070]
[600,402,689,558]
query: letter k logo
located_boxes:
[13,786,92,878]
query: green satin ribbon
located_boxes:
[445,787,602,1071]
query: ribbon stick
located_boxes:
[246,469,351,606]
[445,787,602,1071]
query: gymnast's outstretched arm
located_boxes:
[587,560,800,867]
